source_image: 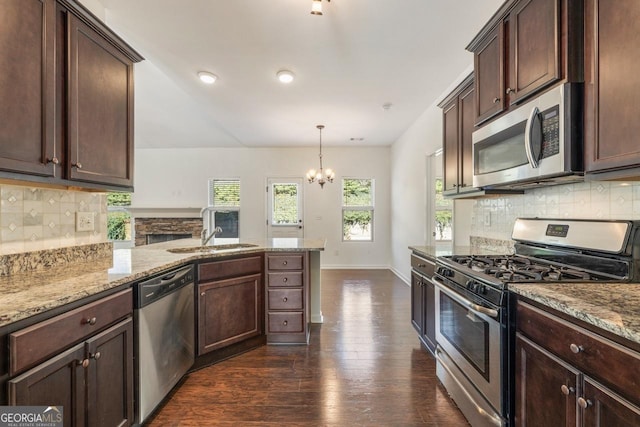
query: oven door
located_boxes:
[432,277,502,414]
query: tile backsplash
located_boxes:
[0,184,107,255]
[469,181,640,241]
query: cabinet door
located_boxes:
[584,0,640,174]
[67,14,134,188]
[410,271,424,335]
[458,83,475,192]
[86,318,134,427]
[421,274,436,353]
[442,98,460,194]
[508,0,560,104]
[0,0,58,177]
[9,344,86,427]
[198,273,262,354]
[581,378,640,427]
[514,334,578,427]
[474,24,505,124]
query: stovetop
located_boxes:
[446,254,607,283]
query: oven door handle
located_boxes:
[431,277,500,320]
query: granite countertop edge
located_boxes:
[509,283,640,347]
[0,238,326,328]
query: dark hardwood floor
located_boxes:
[147,269,468,426]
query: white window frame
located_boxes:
[106,193,132,247]
[341,178,374,242]
[207,178,241,239]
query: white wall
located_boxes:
[132,146,391,268]
[389,68,477,283]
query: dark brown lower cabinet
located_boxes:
[9,318,134,427]
[515,334,578,426]
[515,299,640,427]
[198,273,262,354]
[410,253,436,353]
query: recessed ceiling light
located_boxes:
[350,137,365,142]
[198,71,217,84]
[382,102,393,111]
[277,70,295,84]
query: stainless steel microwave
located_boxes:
[472,83,583,189]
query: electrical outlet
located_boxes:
[76,212,95,232]
[484,212,491,227]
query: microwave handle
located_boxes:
[524,106,543,168]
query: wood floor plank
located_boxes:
[146,269,468,426]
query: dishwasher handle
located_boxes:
[136,265,194,308]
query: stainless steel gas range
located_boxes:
[432,218,640,427]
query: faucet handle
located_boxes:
[215,226,223,233]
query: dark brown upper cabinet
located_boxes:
[67,14,135,188]
[467,0,581,126]
[584,0,640,179]
[440,75,478,196]
[0,0,58,177]
[0,0,142,191]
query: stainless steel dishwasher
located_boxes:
[134,264,195,424]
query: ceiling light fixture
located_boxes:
[277,70,295,84]
[306,125,334,188]
[310,0,330,16]
[198,71,217,84]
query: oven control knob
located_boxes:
[479,284,488,294]
[436,267,452,277]
[466,280,477,291]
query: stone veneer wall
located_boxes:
[0,184,107,255]
[134,217,203,246]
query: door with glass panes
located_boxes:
[267,178,304,238]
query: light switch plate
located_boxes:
[76,212,95,232]
[484,212,491,227]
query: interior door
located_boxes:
[267,178,304,238]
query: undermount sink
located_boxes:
[166,243,259,254]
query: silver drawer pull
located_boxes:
[570,343,583,354]
[283,260,288,265]
[90,351,101,360]
[577,397,592,409]
[283,277,288,282]
[283,297,288,302]
[283,320,288,326]
[82,317,97,326]
[560,385,575,395]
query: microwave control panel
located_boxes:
[540,105,560,159]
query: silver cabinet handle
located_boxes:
[46,157,60,165]
[570,343,583,354]
[431,277,499,319]
[82,317,97,326]
[283,260,288,265]
[577,397,592,409]
[283,297,288,302]
[493,97,500,104]
[560,385,575,395]
[72,162,83,169]
[506,87,514,94]
[90,351,101,360]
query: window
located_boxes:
[271,183,299,225]
[434,178,452,241]
[208,179,240,238]
[107,192,131,241]
[342,178,374,241]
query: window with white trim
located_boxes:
[107,192,131,242]
[342,178,374,241]
[207,179,240,238]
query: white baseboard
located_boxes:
[390,266,410,285]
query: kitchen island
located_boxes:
[0,237,325,328]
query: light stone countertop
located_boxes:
[509,283,640,346]
[0,238,325,328]
[408,245,508,261]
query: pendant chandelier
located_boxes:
[306,125,335,188]
[310,0,330,15]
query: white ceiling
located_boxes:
[98,0,504,149]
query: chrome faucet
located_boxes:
[201,226,223,246]
[200,206,222,245]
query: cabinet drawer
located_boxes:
[10,289,133,376]
[268,289,303,310]
[199,255,262,282]
[268,312,304,333]
[517,301,640,405]
[267,272,303,288]
[411,254,435,277]
[267,254,303,271]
